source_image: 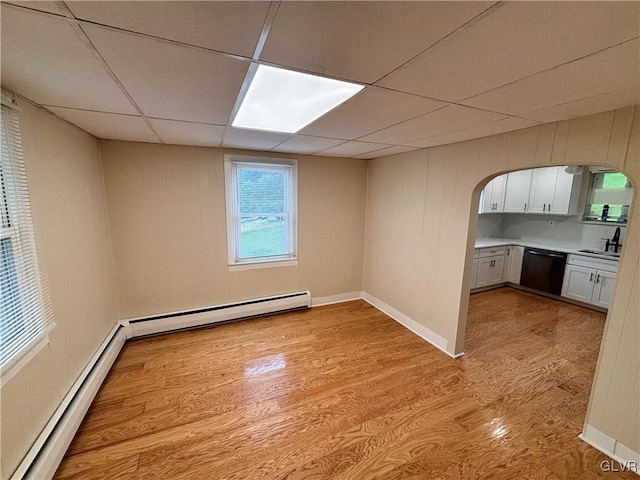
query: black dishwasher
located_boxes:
[520,248,567,295]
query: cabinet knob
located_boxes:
[590,272,594,282]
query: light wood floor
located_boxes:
[55,288,634,479]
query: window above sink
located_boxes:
[583,170,632,224]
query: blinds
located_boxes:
[1,102,53,376]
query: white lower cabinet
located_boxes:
[591,270,616,308]
[471,257,478,288]
[504,245,524,284]
[475,255,505,288]
[561,255,617,309]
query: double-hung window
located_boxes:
[224,155,297,268]
[1,96,53,384]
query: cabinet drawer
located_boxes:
[477,246,506,258]
[567,254,618,273]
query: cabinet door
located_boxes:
[549,167,574,214]
[475,257,493,288]
[561,264,595,302]
[489,256,505,285]
[480,182,494,213]
[491,174,506,213]
[503,170,533,213]
[475,256,504,287]
[507,245,524,284]
[480,176,506,213]
[471,258,478,288]
[503,246,512,281]
[528,167,557,214]
[591,270,616,308]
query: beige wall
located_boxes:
[1,100,118,479]
[363,106,639,452]
[99,141,367,319]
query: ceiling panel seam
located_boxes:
[72,21,165,143]
[371,1,504,86]
[519,90,622,120]
[458,36,640,105]
[222,1,281,149]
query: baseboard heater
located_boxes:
[124,290,312,338]
[12,324,127,480]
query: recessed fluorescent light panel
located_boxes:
[232,64,364,133]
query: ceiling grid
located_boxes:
[1,1,637,157]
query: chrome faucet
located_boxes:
[605,227,622,253]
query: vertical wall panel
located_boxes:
[363,106,640,454]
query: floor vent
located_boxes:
[124,291,311,337]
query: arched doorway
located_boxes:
[456,161,638,464]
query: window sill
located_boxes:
[228,259,298,272]
[0,326,54,387]
[579,220,628,226]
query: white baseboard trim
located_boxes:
[580,425,640,475]
[361,292,451,357]
[11,323,127,480]
[311,291,364,307]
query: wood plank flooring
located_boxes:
[55,288,635,479]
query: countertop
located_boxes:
[474,238,621,262]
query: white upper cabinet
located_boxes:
[503,170,533,213]
[529,166,580,215]
[499,166,580,215]
[549,168,577,214]
[480,175,507,213]
[528,167,558,213]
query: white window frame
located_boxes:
[1,93,54,386]
[224,155,298,271]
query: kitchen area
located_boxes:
[472,165,633,312]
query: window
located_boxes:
[583,171,633,223]
[224,155,297,267]
[1,98,53,384]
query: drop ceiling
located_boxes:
[1,1,638,159]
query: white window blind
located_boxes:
[225,156,297,266]
[1,99,53,381]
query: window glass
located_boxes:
[225,157,297,265]
[583,171,632,223]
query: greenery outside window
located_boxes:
[224,155,297,267]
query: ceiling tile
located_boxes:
[47,107,159,143]
[412,117,541,148]
[315,141,388,158]
[5,1,73,17]
[222,128,290,151]
[360,105,506,145]
[261,2,492,84]
[0,5,136,113]
[300,87,446,140]
[67,2,270,58]
[377,1,640,101]
[148,119,225,147]
[271,135,345,155]
[82,24,249,124]
[353,145,419,160]
[462,39,640,116]
[520,88,640,124]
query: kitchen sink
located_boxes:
[578,249,620,258]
